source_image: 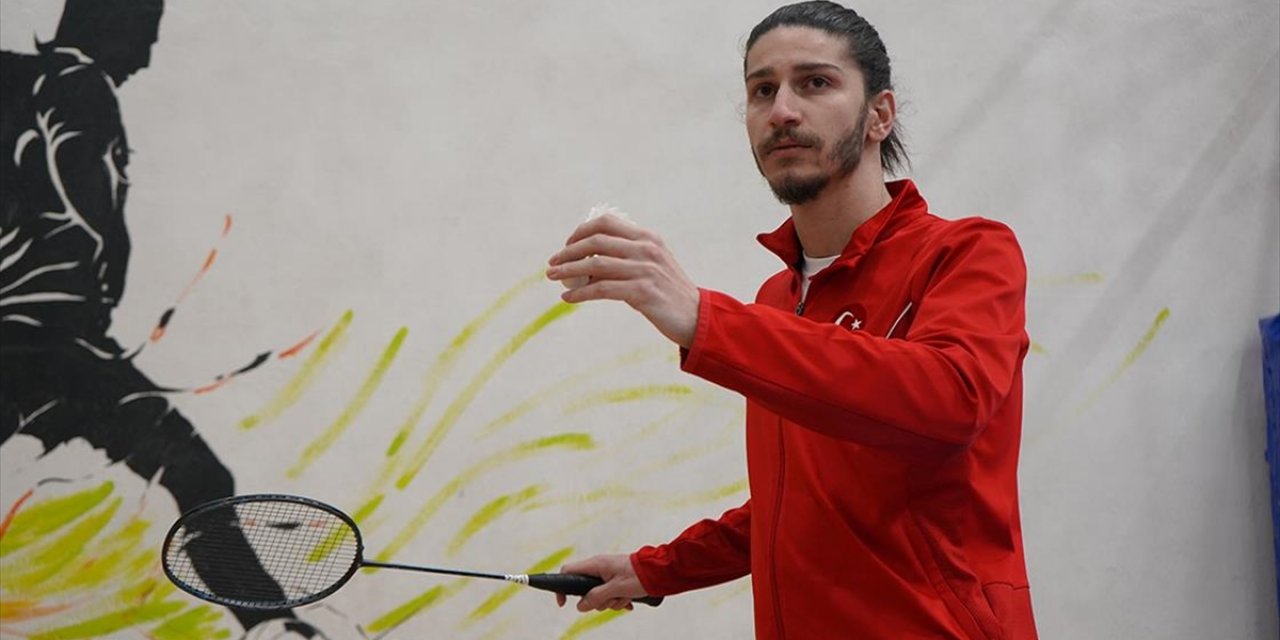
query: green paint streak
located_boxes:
[562,384,695,415]
[475,617,519,640]
[384,273,545,459]
[464,547,575,625]
[288,326,409,477]
[305,522,356,564]
[377,433,595,562]
[366,581,464,634]
[707,579,752,608]
[351,494,385,525]
[1073,308,1171,417]
[3,497,121,593]
[559,609,628,640]
[0,481,113,557]
[1030,272,1104,287]
[476,344,670,439]
[665,478,749,508]
[447,485,545,558]
[523,485,639,511]
[48,517,151,594]
[394,302,579,490]
[148,606,233,640]
[29,598,185,640]
[240,309,354,430]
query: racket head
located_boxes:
[161,494,364,610]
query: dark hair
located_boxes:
[746,1,909,176]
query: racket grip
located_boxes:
[527,573,664,607]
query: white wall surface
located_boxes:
[1,1,1277,639]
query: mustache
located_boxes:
[759,128,823,155]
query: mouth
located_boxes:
[765,136,814,156]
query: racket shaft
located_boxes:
[526,573,663,607]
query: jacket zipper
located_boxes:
[770,416,787,639]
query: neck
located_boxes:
[789,162,892,257]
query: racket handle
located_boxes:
[526,573,664,607]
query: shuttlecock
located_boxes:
[563,203,630,290]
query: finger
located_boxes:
[560,560,598,576]
[549,254,650,290]
[607,598,631,611]
[564,215,647,247]
[556,593,566,608]
[549,234,646,268]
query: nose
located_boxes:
[767,85,802,129]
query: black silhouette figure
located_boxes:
[0,1,317,636]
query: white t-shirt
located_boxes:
[799,253,839,303]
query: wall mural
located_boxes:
[0,1,747,638]
[0,0,1208,639]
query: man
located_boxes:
[545,2,1038,638]
[0,1,321,637]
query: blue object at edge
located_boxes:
[1261,314,1280,616]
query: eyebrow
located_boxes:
[745,61,844,82]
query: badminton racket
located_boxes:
[161,493,663,610]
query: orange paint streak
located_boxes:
[223,214,233,235]
[149,326,166,343]
[0,599,74,621]
[177,249,218,303]
[0,489,35,540]
[193,377,233,395]
[279,331,320,359]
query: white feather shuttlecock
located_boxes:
[563,203,631,290]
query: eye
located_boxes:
[750,83,776,99]
[805,76,832,90]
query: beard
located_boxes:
[757,109,868,205]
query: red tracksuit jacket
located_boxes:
[631,180,1038,639]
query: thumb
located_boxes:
[560,558,604,577]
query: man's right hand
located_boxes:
[554,554,651,612]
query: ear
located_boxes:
[865,89,896,143]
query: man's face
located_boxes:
[744,26,870,205]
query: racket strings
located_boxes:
[165,499,360,609]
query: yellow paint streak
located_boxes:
[1073,308,1171,417]
[3,497,121,593]
[664,478,749,508]
[1030,272,1104,287]
[1030,341,1048,356]
[305,522,357,564]
[559,610,628,640]
[149,606,233,640]
[0,487,232,638]
[47,517,152,594]
[288,326,409,477]
[561,384,695,415]
[523,485,638,511]
[365,581,464,634]
[706,579,752,608]
[0,481,113,556]
[463,547,575,626]
[447,485,545,558]
[240,309,354,430]
[475,616,519,640]
[383,273,545,459]
[376,434,595,562]
[394,302,579,490]
[351,494,384,526]
[475,344,670,439]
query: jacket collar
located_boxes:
[757,179,927,270]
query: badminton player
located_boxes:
[545,2,1038,638]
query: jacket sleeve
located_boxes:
[630,501,751,596]
[680,220,1028,454]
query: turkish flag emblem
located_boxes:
[834,303,868,332]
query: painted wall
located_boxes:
[1,1,1276,638]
